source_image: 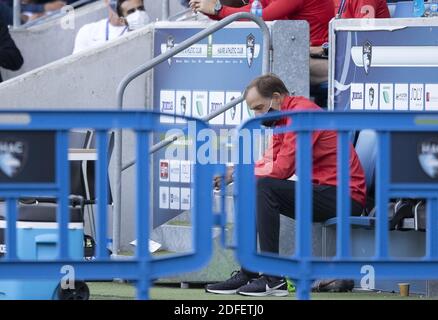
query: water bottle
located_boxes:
[250,0,263,17]
[413,0,425,17]
[430,0,438,17]
[207,34,213,58]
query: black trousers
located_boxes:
[257,177,364,254]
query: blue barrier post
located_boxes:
[95,130,109,260]
[235,111,438,300]
[0,111,215,300]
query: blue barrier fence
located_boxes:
[2,110,438,300]
[0,110,215,300]
[235,111,438,300]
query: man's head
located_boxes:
[244,74,289,117]
[116,0,144,18]
[116,0,150,30]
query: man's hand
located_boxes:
[310,46,324,57]
[189,0,217,15]
[213,166,234,190]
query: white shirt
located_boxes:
[73,18,127,54]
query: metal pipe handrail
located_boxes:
[13,0,21,28]
[162,0,170,21]
[116,12,270,107]
[112,12,271,255]
[121,95,245,171]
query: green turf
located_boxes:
[87,282,433,300]
[88,282,136,300]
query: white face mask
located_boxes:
[126,10,150,30]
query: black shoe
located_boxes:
[311,279,354,292]
[205,270,257,295]
[237,275,288,297]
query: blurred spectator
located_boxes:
[334,0,390,18]
[190,0,334,87]
[22,0,66,23]
[0,15,23,82]
[121,0,149,30]
[0,0,66,25]
[73,0,148,54]
[189,0,334,47]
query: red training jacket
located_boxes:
[255,96,366,206]
[333,0,390,18]
[213,0,334,46]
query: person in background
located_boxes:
[189,0,334,48]
[0,0,66,24]
[73,0,148,54]
[0,15,23,82]
[190,0,334,94]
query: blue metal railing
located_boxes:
[235,111,438,300]
[4,109,438,300]
[0,110,214,300]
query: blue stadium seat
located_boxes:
[393,1,414,17]
[323,130,377,229]
[323,129,421,231]
[354,130,377,193]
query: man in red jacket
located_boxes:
[189,0,334,47]
[334,0,390,18]
[206,74,366,296]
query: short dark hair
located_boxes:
[244,74,289,99]
[117,0,128,17]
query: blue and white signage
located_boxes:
[152,22,264,227]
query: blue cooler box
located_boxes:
[0,203,85,300]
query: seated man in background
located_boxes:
[0,16,23,82]
[189,0,334,50]
[73,0,149,54]
[190,0,334,107]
